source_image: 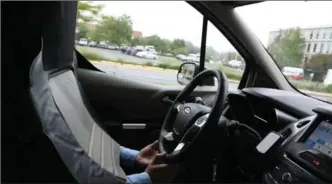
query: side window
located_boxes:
[205,21,246,90]
[75,1,203,86]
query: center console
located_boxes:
[265,107,332,184]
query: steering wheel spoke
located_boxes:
[173,102,184,112]
[158,69,228,163]
[164,131,174,141]
[173,142,186,153]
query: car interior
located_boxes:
[2,1,332,184]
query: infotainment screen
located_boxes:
[304,120,332,158]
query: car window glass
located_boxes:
[236,1,332,103]
[75,1,203,86]
[205,21,246,91]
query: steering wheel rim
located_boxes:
[158,69,228,163]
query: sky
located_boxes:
[95,1,332,52]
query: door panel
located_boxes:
[77,68,217,149]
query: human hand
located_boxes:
[136,140,158,168]
[145,152,178,182]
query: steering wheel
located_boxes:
[158,69,228,163]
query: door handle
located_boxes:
[122,123,146,129]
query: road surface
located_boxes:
[78,46,176,65]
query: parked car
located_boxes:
[97,41,108,48]
[128,46,145,56]
[227,60,243,68]
[145,48,157,55]
[78,38,88,46]
[121,46,130,53]
[107,44,117,50]
[125,47,133,55]
[176,54,187,61]
[186,53,200,63]
[165,53,173,57]
[145,45,155,51]
[282,66,304,80]
[136,51,158,60]
[88,41,97,47]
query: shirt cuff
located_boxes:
[120,146,140,169]
[126,172,151,184]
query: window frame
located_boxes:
[189,1,257,89]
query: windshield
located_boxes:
[236,1,332,103]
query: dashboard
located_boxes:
[225,88,332,184]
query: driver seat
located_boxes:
[29,2,126,183]
[30,53,126,184]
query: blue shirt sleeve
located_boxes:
[120,146,139,169]
[126,172,151,184]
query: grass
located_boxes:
[289,79,332,93]
[77,46,332,94]
[220,66,243,81]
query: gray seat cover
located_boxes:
[30,52,126,184]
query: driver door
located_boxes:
[76,1,246,150]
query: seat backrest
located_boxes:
[29,52,126,184]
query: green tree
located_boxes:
[131,37,142,46]
[77,23,89,39]
[142,35,171,53]
[93,14,133,45]
[185,41,200,54]
[171,39,186,51]
[205,46,220,59]
[305,54,332,81]
[267,28,305,68]
[173,47,187,55]
[77,2,104,23]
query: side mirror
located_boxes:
[177,62,199,85]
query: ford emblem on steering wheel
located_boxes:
[184,107,191,114]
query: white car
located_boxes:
[108,45,116,50]
[186,54,200,63]
[78,38,88,46]
[176,54,187,61]
[136,51,158,60]
[282,66,304,80]
[228,60,243,68]
[88,41,97,47]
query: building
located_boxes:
[268,25,332,64]
[132,31,142,39]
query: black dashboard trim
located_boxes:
[242,88,332,119]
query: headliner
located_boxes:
[219,1,264,7]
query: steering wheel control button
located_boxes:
[174,142,185,152]
[176,104,183,112]
[164,132,174,141]
[195,113,210,127]
[281,172,293,183]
